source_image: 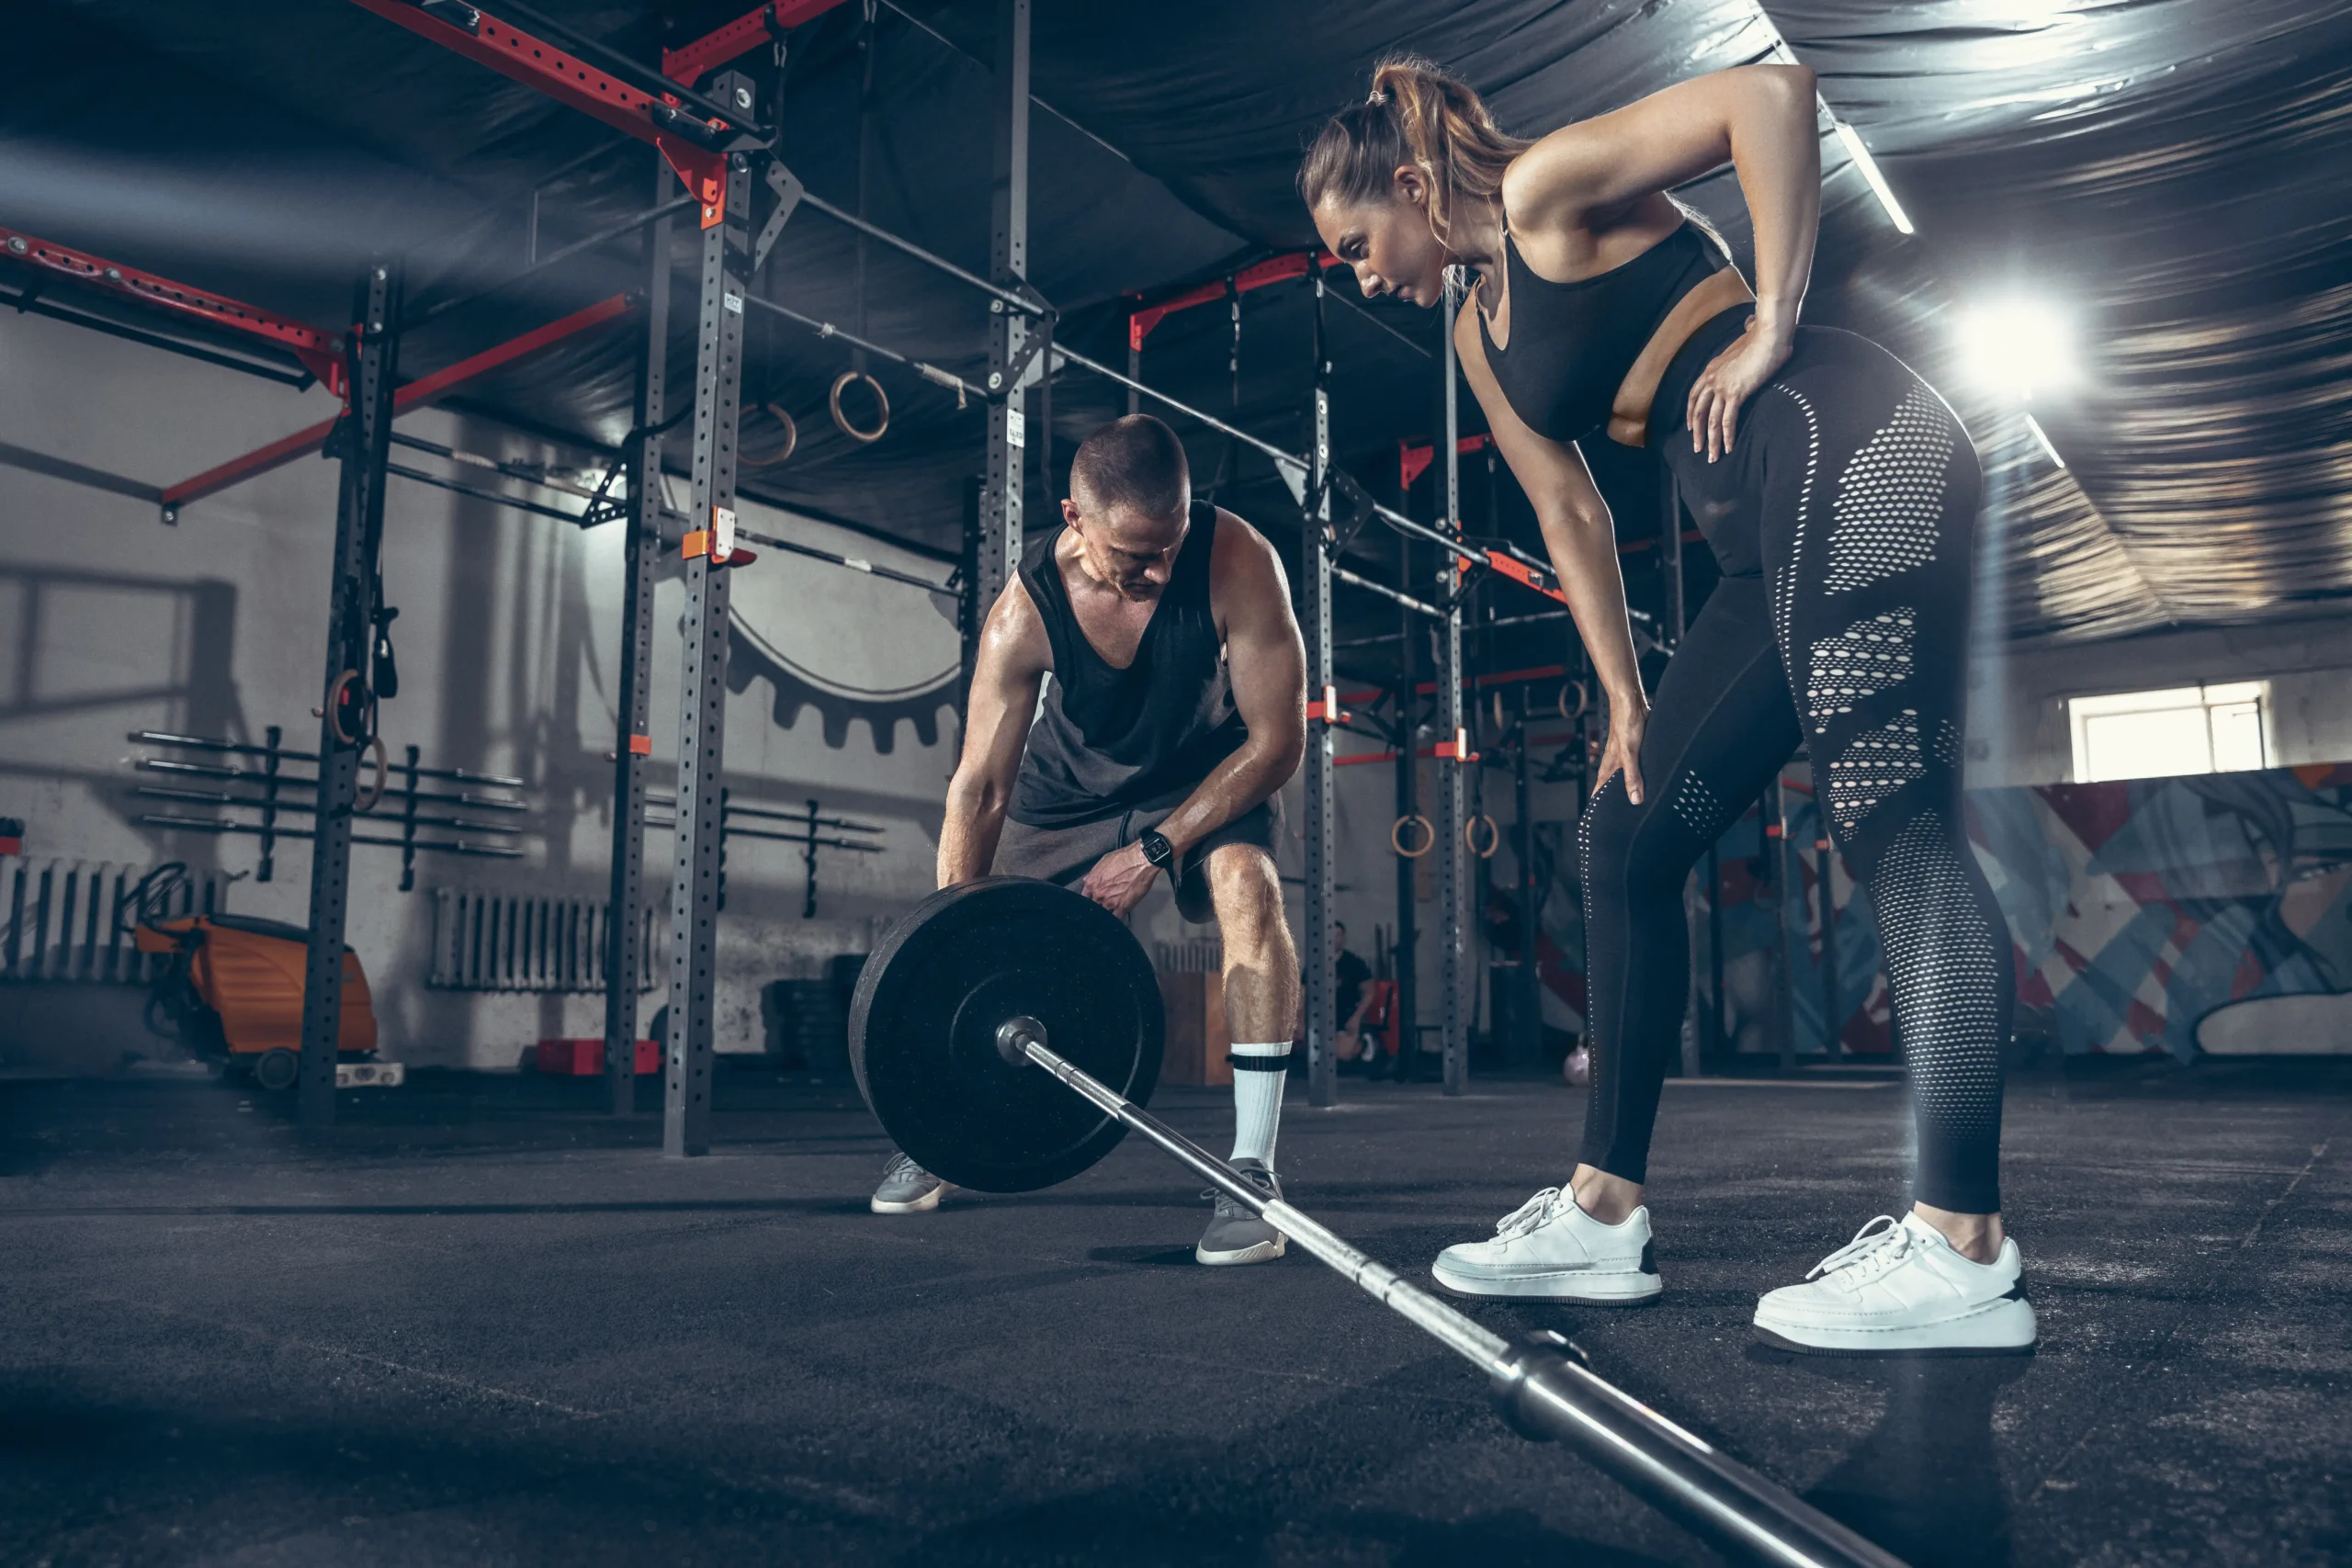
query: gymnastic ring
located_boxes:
[354,736,390,815]
[741,402,797,468]
[830,370,889,445]
[1390,814,1435,859]
[1491,690,1507,733]
[1559,680,1590,721]
[1464,814,1501,859]
[323,669,370,749]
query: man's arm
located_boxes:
[1077,512,1306,916]
[938,580,1049,888]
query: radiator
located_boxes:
[1154,938,1224,975]
[0,859,230,984]
[428,886,659,993]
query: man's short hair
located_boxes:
[1069,414,1189,522]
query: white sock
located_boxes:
[1228,1042,1291,1168]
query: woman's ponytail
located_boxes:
[1300,57,1527,248]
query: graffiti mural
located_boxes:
[1530,762,2352,1060]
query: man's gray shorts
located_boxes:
[992,796,1283,925]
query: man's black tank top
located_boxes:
[1477,220,1728,444]
[1009,501,1249,829]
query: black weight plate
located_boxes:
[849,877,1163,1193]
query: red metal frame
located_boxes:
[661,0,848,87]
[346,0,732,226]
[162,293,636,512]
[1127,251,1348,351]
[1397,433,1494,491]
[2,224,345,391]
[1465,548,1568,606]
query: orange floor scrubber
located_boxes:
[124,863,385,1090]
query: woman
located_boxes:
[1302,59,2031,1354]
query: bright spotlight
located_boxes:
[1956,300,2078,400]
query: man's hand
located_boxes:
[1078,841,1161,918]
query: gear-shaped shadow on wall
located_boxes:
[725,613,958,755]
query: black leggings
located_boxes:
[1578,321,2011,1214]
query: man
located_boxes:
[1329,922,1376,1069]
[870,414,1309,1267]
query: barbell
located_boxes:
[850,877,1906,1568]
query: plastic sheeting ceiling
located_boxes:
[3,0,2347,649]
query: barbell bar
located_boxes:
[994,1013,1904,1568]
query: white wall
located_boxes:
[1,307,959,1071]
[1965,614,2352,787]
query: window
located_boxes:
[2069,682,2269,783]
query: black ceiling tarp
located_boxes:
[5,0,2348,666]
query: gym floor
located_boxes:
[3,1058,2345,1568]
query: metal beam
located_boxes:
[1303,269,1337,1111]
[607,157,673,1118]
[1393,525,1420,1080]
[1438,295,1467,1097]
[345,0,737,227]
[161,293,635,516]
[663,145,754,1158]
[297,260,401,1129]
[976,0,1029,615]
[1,225,344,389]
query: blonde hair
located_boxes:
[1297,56,1529,252]
[1299,58,1730,281]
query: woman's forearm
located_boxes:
[1727,64,1821,345]
[1543,511,1645,709]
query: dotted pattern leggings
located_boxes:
[1578,326,2011,1214]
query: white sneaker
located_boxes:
[1753,1213,2037,1356]
[1430,1187,1663,1304]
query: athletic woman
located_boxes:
[1302,59,2032,1354]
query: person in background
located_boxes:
[1329,921,1376,1069]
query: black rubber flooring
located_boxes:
[3,1056,2346,1567]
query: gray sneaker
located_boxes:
[1196,1158,1287,1266]
[870,1150,951,1214]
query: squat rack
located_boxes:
[11,0,1582,1133]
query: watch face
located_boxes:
[1142,830,1173,867]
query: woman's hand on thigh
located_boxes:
[1596,700,1649,806]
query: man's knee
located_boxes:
[1204,844,1289,960]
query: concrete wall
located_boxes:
[0,307,965,1073]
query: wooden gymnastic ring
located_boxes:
[1559,680,1590,721]
[355,736,390,815]
[1491,690,1507,733]
[741,402,797,467]
[830,371,889,444]
[1390,814,1435,859]
[1464,814,1501,859]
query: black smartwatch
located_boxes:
[1138,829,1176,871]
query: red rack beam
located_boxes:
[2,225,345,391]
[1462,548,1569,606]
[346,0,732,226]
[162,293,635,513]
[661,0,848,86]
[1127,250,1348,351]
[1397,433,1494,491]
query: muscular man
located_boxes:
[869,414,1308,1267]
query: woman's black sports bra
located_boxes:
[1476,220,1728,444]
